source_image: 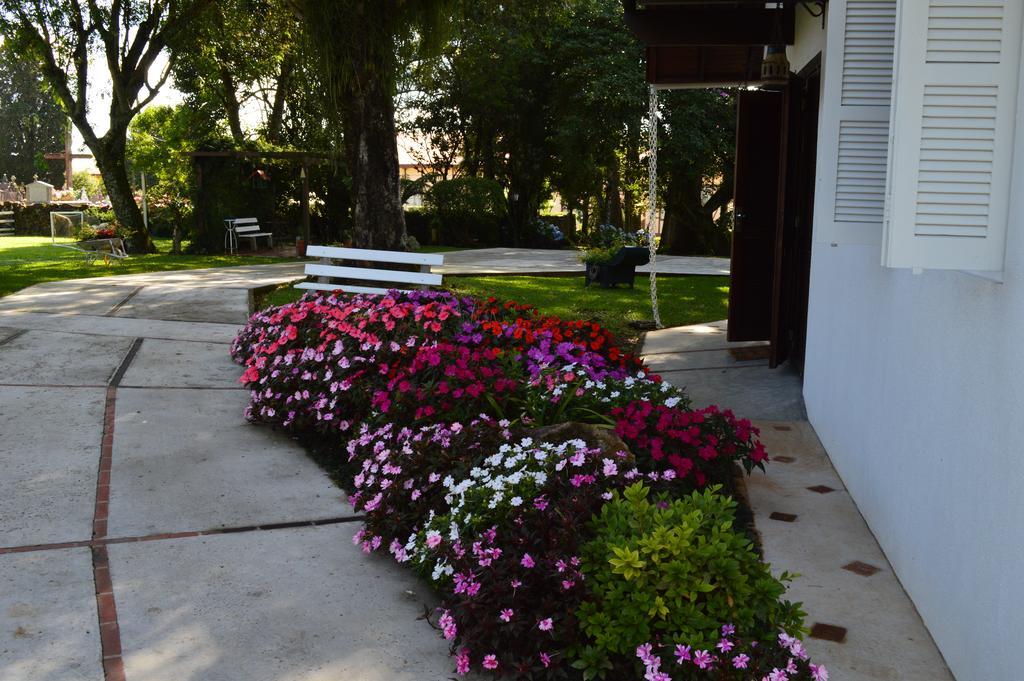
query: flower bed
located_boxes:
[232,290,827,680]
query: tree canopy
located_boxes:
[0,41,66,185]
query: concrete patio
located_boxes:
[0,268,458,681]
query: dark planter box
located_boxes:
[584,246,651,288]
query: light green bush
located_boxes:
[574,484,805,677]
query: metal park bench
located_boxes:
[225,217,274,253]
[295,245,444,296]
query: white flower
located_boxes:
[665,396,681,408]
[510,496,523,507]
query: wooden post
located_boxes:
[64,127,73,189]
[301,158,310,243]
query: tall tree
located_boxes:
[290,0,455,250]
[0,42,66,184]
[0,0,211,251]
[170,0,299,145]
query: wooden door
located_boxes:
[771,59,820,369]
[727,90,787,341]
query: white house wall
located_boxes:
[802,7,1024,681]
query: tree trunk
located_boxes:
[219,64,245,145]
[266,53,295,145]
[606,154,624,229]
[88,128,154,253]
[622,128,642,232]
[343,72,406,250]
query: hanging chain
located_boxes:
[646,85,663,329]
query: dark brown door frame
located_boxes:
[769,54,821,370]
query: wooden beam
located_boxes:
[647,45,764,86]
[623,2,795,46]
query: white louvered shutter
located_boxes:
[814,0,898,245]
[883,0,1024,271]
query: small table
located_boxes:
[223,219,240,254]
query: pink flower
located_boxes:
[732,653,750,669]
[810,664,829,681]
[455,648,470,675]
[721,623,736,636]
[674,644,691,663]
[499,609,513,622]
[439,610,457,640]
[692,650,713,669]
[540,652,551,668]
[521,553,535,568]
[510,578,522,589]
[538,618,553,631]
[426,532,442,549]
[716,638,734,653]
[482,654,499,670]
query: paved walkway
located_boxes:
[436,247,729,276]
[642,322,954,681]
[0,267,458,681]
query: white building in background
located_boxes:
[626,1,1023,679]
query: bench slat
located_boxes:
[304,263,442,287]
[295,281,397,296]
[306,245,444,267]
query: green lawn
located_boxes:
[0,236,294,298]
[260,274,729,350]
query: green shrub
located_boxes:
[427,176,505,216]
[425,177,506,247]
[575,483,804,677]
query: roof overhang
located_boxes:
[622,0,801,87]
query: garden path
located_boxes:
[642,322,954,681]
[435,247,729,276]
[0,269,463,681]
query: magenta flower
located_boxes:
[482,654,499,670]
[732,653,750,669]
[499,608,513,622]
[455,648,470,675]
[692,649,713,669]
[521,553,535,568]
[537,618,553,631]
[716,638,734,653]
[810,664,829,681]
[674,644,691,663]
[540,652,551,668]
[721,623,736,636]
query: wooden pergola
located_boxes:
[182,150,332,242]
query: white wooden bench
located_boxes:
[226,217,273,253]
[0,211,14,236]
[295,245,444,296]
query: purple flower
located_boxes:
[521,553,535,568]
[538,618,553,631]
[499,609,513,622]
[732,653,750,669]
[692,650,713,669]
[674,644,691,663]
